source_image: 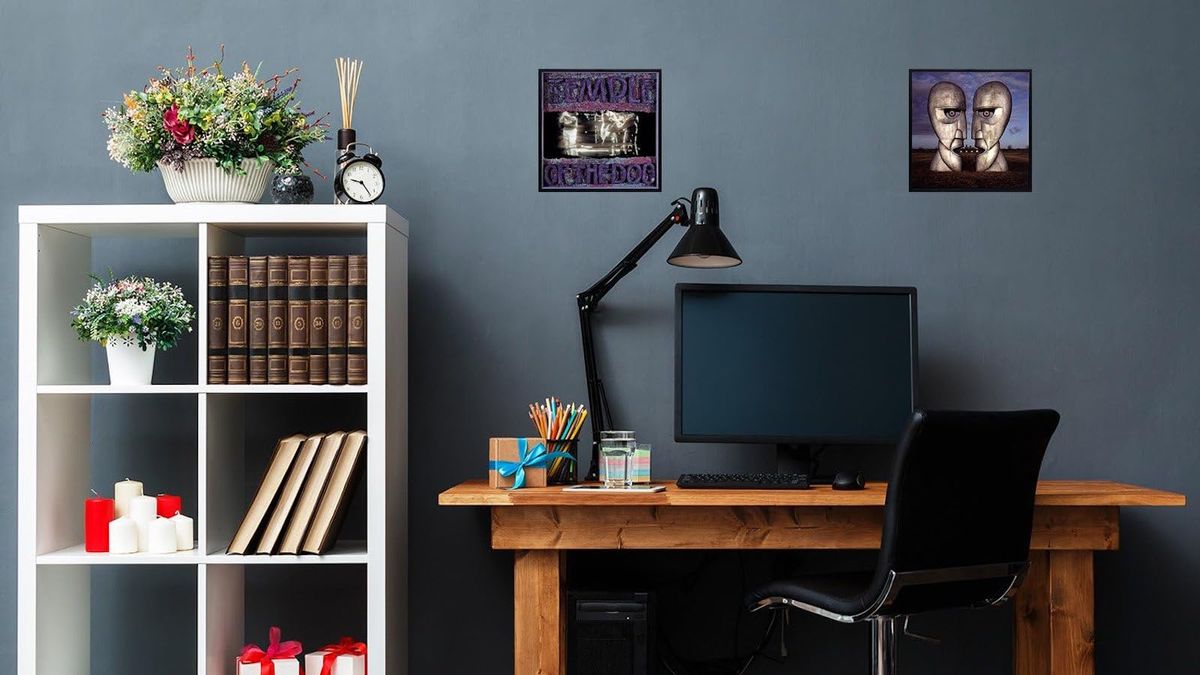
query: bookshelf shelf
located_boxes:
[205,384,371,394]
[36,384,371,394]
[37,384,201,395]
[36,542,369,566]
[18,203,405,230]
[205,541,369,565]
[18,204,408,675]
[38,543,205,565]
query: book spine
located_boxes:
[327,256,349,385]
[248,256,268,384]
[267,256,289,384]
[347,255,368,385]
[287,256,311,384]
[308,256,329,385]
[207,256,228,384]
[226,256,250,385]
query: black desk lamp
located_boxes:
[577,187,742,480]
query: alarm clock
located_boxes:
[334,142,385,204]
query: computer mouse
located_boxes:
[832,471,866,490]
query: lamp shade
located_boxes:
[667,187,742,268]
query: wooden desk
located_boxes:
[439,480,1185,675]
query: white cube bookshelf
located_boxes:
[17,204,409,674]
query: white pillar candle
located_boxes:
[148,517,178,554]
[170,512,194,551]
[108,517,137,554]
[129,495,157,551]
[113,478,143,518]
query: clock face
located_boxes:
[340,160,384,203]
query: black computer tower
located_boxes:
[567,591,655,675]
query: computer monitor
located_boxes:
[675,284,918,465]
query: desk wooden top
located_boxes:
[439,479,1185,508]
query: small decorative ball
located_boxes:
[271,174,315,204]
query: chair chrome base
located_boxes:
[872,617,897,675]
[751,561,1028,673]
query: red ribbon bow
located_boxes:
[239,626,302,675]
[319,637,367,675]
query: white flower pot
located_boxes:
[105,339,156,385]
[158,158,273,203]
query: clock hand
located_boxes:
[352,178,368,188]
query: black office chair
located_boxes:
[747,409,1060,674]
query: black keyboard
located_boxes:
[676,472,811,490]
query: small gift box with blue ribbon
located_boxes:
[489,437,573,489]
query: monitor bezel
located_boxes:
[674,283,919,445]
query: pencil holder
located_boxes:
[544,438,580,485]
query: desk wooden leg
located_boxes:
[1014,550,1095,675]
[1048,550,1096,675]
[514,550,566,675]
[1014,551,1051,675]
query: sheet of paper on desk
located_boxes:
[563,485,666,493]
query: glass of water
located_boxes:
[599,430,636,488]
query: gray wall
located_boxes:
[2,0,1198,672]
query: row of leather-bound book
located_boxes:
[227,430,367,555]
[208,255,367,385]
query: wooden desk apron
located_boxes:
[439,479,1181,551]
[439,479,1185,675]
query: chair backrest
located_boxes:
[874,409,1060,615]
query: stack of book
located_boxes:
[208,255,368,385]
[227,430,367,555]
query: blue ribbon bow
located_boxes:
[489,438,574,489]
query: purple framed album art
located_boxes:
[909,69,1032,192]
[539,69,661,192]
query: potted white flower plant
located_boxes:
[71,274,195,385]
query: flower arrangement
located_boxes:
[103,46,327,175]
[71,274,195,351]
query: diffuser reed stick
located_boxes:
[335,57,363,129]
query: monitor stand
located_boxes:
[776,444,834,485]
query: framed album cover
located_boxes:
[539,69,661,192]
[910,69,1032,192]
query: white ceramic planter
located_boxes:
[105,339,156,385]
[158,158,273,203]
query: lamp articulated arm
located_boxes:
[577,199,691,480]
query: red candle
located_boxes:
[85,497,115,552]
[156,494,182,519]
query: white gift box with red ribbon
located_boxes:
[236,626,303,675]
[304,651,365,675]
[235,658,300,675]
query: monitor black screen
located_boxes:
[675,284,917,444]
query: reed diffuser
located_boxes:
[335,57,364,152]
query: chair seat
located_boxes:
[746,571,881,618]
